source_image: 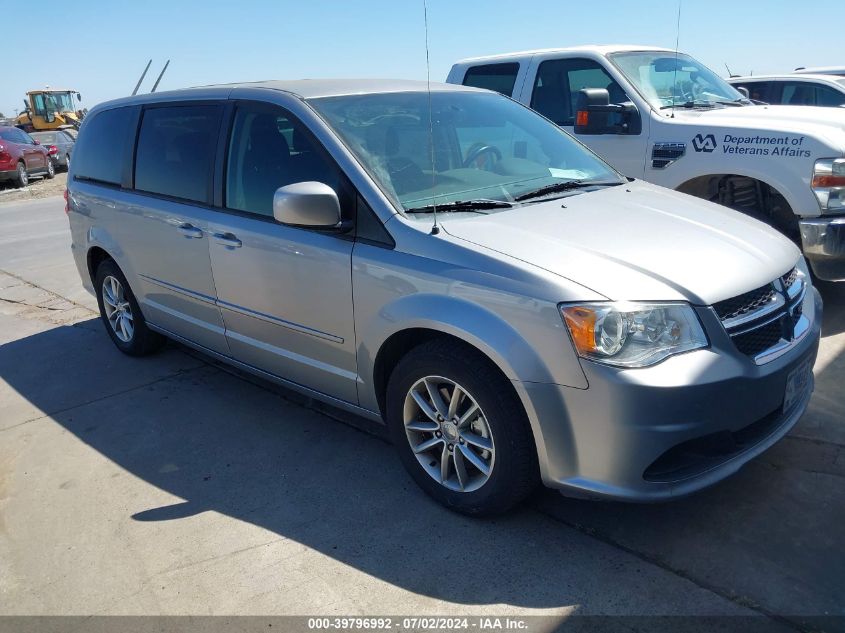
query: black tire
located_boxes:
[386,338,538,516]
[13,161,28,188]
[45,158,55,179]
[94,259,165,356]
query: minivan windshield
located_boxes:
[609,51,749,111]
[309,90,622,215]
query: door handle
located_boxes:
[212,232,242,248]
[177,223,204,239]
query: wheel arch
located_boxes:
[676,172,801,241]
[86,245,116,284]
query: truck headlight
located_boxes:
[812,158,845,211]
[560,302,708,368]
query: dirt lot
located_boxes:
[0,170,67,204]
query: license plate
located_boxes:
[784,357,813,413]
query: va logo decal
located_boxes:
[692,134,717,153]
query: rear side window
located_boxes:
[462,63,520,97]
[73,107,134,185]
[0,129,19,142]
[134,105,222,203]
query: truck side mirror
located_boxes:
[574,88,641,136]
[735,86,750,99]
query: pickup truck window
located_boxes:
[310,90,621,214]
[531,58,629,126]
[462,63,520,97]
[609,51,746,110]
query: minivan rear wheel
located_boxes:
[94,259,165,356]
[386,339,538,516]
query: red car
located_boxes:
[0,125,54,187]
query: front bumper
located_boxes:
[515,286,822,502]
[800,216,845,281]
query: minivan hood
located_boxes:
[441,181,800,305]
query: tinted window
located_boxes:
[531,58,629,126]
[815,85,845,107]
[74,107,135,185]
[0,129,19,142]
[733,81,771,102]
[135,105,221,203]
[462,63,520,97]
[226,105,341,217]
[777,82,845,106]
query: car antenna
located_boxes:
[150,60,171,93]
[132,59,152,96]
[670,0,682,118]
[423,0,439,235]
[725,62,735,78]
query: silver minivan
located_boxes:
[68,79,822,515]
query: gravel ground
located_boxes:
[0,170,67,204]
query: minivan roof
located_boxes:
[92,79,481,111]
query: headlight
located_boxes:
[812,158,845,212]
[559,302,708,368]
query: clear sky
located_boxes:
[2,0,839,117]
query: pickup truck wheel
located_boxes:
[94,260,165,356]
[13,162,28,188]
[386,339,538,516]
[45,159,55,179]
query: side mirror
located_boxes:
[735,86,750,99]
[273,182,348,231]
[32,139,40,145]
[574,88,641,135]
[76,93,82,102]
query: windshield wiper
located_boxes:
[514,179,622,202]
[659,101,720,110]
[405,199,513,214]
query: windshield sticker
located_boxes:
[716,134,811,158]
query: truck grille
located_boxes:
[716,267,807,364]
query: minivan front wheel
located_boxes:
[94,260,164,356]
[386,339,538,515]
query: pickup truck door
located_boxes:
[520,55,648,179]
[206,101,359,404]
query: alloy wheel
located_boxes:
[403,376,495,492]
[18,164,28,186]
[102,275,134,342]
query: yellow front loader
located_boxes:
[15,89,86,132]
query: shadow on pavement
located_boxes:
[0,282,843,620]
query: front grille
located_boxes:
[782,267,798,290]
[715,268,806,363]
[732,319,784,356]
[713,284,777,321]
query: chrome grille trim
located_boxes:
[715,267,808,365]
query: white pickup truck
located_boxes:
[447,45,845,281]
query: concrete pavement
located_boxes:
[0,196,843,629]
